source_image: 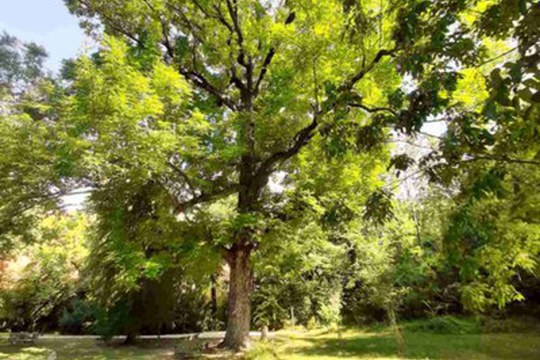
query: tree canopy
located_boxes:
[0,0,538,351]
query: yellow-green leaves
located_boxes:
[453,68,489,110]
[67,36,193,183]
[151,62,190,106]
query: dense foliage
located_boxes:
[0,0,538,351]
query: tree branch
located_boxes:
[477,46,518,67]
[462,155,540,166]
[167,161,197,193]
[180,68,239,110]
[80,0,143,46]
[418,131,443,140]
[253,13,295,98]
[256,48,397,176]
[254,47,275,97]
[210,3,235,32]
[166,183,240,213]
[141,0,176,60]
[340,48,395,91]
[349,102,397,116]
[226,0,250,72]
[257,113,319,175]
[189,0,235,33]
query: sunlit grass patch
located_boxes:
[247,324,540,360]
[0,338,175,360]
[1,323,540,360]
[0,346,53,360]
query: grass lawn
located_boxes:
[1,327,539,359]
[248,328,540,359]
[0,337,178,360]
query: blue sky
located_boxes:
[0,0,87,72]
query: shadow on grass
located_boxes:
[3,331,540,360]
[292,333,399,358]
[287,333,483,359]
[280,330,540,360]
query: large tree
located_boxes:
[59,0,537,349]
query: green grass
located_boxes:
[1,323,539,359]
[401,316,480,334]
[0,338,177,360]
[248,326,540,360]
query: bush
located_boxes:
[479,316,540,333]
[59,299,97,335]
[306,317,319,330]
[93,301,134,341]
[403,316,480,334]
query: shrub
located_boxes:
[59,299,97,335]
[479,316,540,333]
[93,301,134,341]
[403,316,480,334]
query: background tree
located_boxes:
[0,31,83,255]
[252,134,388,329]
[0,213,88,332]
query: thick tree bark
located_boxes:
[221,244,253,350]
[222,55,260,350]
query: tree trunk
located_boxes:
[261,325,269,341]
[221,245,253,350]
[123,332,137,345]
[387,305,405,357]
[210,274,218,321]
[222,87,261,349]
